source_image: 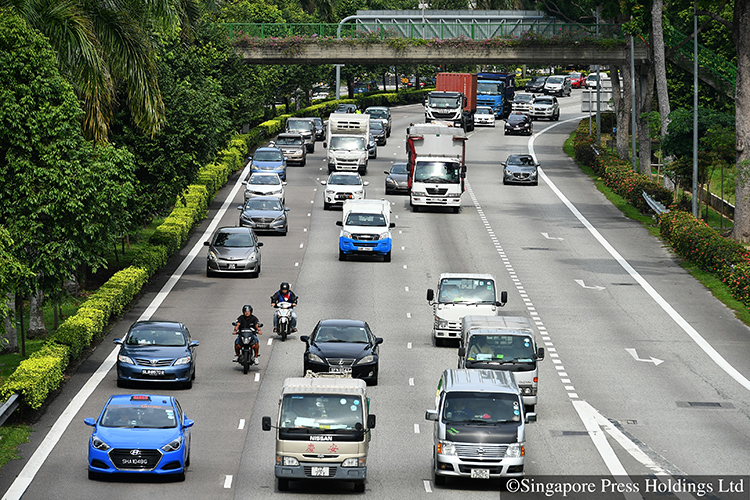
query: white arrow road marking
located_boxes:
[575,279,605,290]
[625,348,664,366]
[541,232,564,240]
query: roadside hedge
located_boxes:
[1,91,418,412]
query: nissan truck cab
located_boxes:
[458,315,545,411]
[427,273,507,346]
[425,369,536,485]
[262,373,376,492]
[336,199,395,262]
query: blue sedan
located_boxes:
[84,394,194,481]
[114,321,199,389]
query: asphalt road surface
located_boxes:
[2,91,749,500]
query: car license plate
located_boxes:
[471,469,490,479]
[336,194,349,200]
[255,224,269,228]
[357,247,373,251]
[330,366,351,373]
[311,466,329,477]
[228,263,236,270]
[142,369,164,376]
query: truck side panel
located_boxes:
[436,73,477,112]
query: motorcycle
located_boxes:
[274,302,295,342]
[232,322,262,374]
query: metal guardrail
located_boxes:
[642,190,670,216]
[220,21,623,41]
[0,393,20,426]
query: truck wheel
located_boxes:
[353,481,366,493]
[277,477,290,491]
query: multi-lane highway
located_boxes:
[2,93,750,499]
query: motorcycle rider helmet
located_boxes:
[242,304,253,314]
[280,282,290,292]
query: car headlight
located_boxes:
[354,355,375,365]
[273,214,286,222]
[240,213,252,222]
[505,169,512,175]
[325,189,335,196]
[445,193,461,198]
[437,440,456,455]
[435,317,450,329]
[378,232,390,240]
[385,178,396,185]
[91,435,110,451]
[247,253,257,262]
[161,436,183,453]
[412,190,427,196]
[208,251,218,261]
[342,230,353,239]
[307,353,325,364]
[118,354,134,365]
[342,457,366,467]
[505,443,525,458]
[174,356,191,366]
[278,456,299,466]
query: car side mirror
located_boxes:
[285,207,290,212]
[242,181,247,185]
[323,142,327,148]
[300,335,310,344]
[497,290,508,307]
[237,205,243,211]
[204,241,209,246]
[537,347,545,360]
[336,220,343,226]
[374,337,384,345]
[425,410,438,421]
[257,242,264,247]
[183,418,195,428]
[282,181,288,186]
[384,171,390,175]
[190,341,200,348]
[526,413,537,423]
[389,222,395,228]
[458,347,466,357]
[247,156,253,160]
[426,289,434,302]
[113,339,123,345]
[84,418,96,427]
[262,416,272,431]
[364,181,369,186]
[320,180,327,185]
[367,414,376,429]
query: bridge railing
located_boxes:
[663,25,736,90]
[220,22,623,42]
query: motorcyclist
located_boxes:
[233,304,262,361]
[270,282,298,332]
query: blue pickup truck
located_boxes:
[476,73,516,119]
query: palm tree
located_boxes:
[1,0,201,143]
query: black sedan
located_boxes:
[114,321,199,389]
[504,112,533,136]
[301,319,383,385]
[525,76,547,93]
[384,162,409,194]
[370,120,387,146]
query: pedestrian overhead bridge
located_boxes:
[223,10,648,66]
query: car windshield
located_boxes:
[390,163,408,174]
[466,335,535,363]
[287,120,313,132]
[346,213,386,226]
[275,136,303,145]
[366,109,387,119]
[213,231,255,248]
[413,161,460,184]
[428,95,461,108]
[314,325,370,343]
[438,278,496,304]
[507,155,535,166]
[476,108,492,115]
[547,76,563,84]
[532,77,545,83]
[442,392,521,424]
[245,199,283,211]
[125,327,187,346]
[249,175,280,185]
[329,136,365,150]
[329,174,361,185]
[101,404,178,429]
[515,94,533,103]
[507,114,528,124]
[254,150,283,161]
[569,72,581,78]
[534,97,553,105]
[279,394,364,430]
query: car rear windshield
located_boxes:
[101,404,178,428]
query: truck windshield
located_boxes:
[466,335,535,363]
[477,82,504,95]
[438,278,495,304]
[443,392,521,424]
[329,136,365,150]
[346,213,387,226]
[413,161,460,184]
[427,96,461,108]
[279,394,364,430]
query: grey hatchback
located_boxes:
[204,226,263,277]
[502,154,539,186]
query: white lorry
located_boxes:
[406,123,467,213]
[324,113,370,175]
[426,273,507,346]
[262,373,376,492]
[458,315,545,411]
[335,199,395,262]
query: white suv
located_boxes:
[543,75,572,97]
[529,95,560,121]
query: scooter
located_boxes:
[232,322,262,374]
[274,302,295,342]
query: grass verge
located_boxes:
[0,425,31,468]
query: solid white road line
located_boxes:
[1,167,251,500]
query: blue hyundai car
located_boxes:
[114,321,199,389]
[249,146,287,181]
[84,394,194,481]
